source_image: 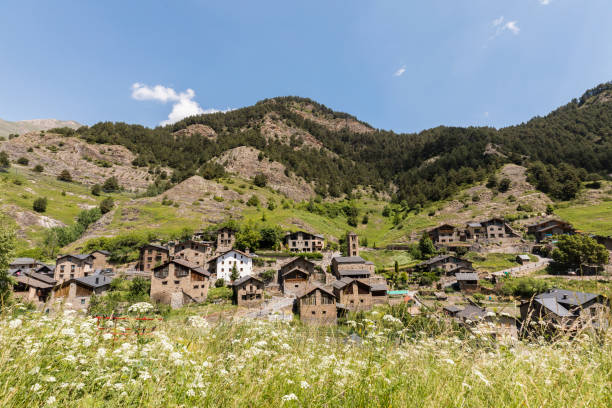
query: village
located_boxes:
[8,215,612,339]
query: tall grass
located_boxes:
[0,304,610,407]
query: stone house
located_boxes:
[516,254,531,265]
[13,270,56,303]
[173,239,214,267]
[464,218,520,241]
[297,285,337,325]
[209,249,253,282]
[416,255,474,276]
[331,256,375,280]
[139,244,170,273]
[54,254,94,283]
[53,275,112,309]
[527,219,575,243]
[332,278,374,311]
[232,275,264,307]
[455,272,479,292]
[150,259,210,307]
[427,224,461,245]
[217,227,236,253]
[279,257,316,296]
[284,231,325,253]
[90,250,111,271]
[520,288,609,331]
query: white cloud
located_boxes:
[539,0,551,5]
[490,16,520,39]
[393,65,406,77]
[131,83,224,125]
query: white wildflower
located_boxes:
[186,389,196,397]
[443,358,455,366]
[31,383,42,392]
[44,376,56,383]
[102,333,113,341]
[281,393,298,402]
[300,381,310,389]
[46,396,56,405]
[128,302,154,314]
[97,348,107,358]
[473,369,490,386]
[9,319,22,329]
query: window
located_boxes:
[194,285,199,289]
[255,294,261,299]
[70,274,74,279]
[322,310,326,314]
[60,265,65,272]
[81,299,86,304]
[174,280,179,285]
[360,299,364,303]
[242,295,246,300]
[71,265,75,272]
[311,311,315,315]
[295,284,299,288]
[162,281,168,285]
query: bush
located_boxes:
[361,214,369,224]
[207,286,232,302]
[516,203,533,212]
[498,177,511,192]
[0,151,10,169]
[91,184,102,196]
[253,174,267,187]
[99,197,114,214]
[246,195,260,207]
[500,277,551,298]
[128,277,151,299]
[102,176,120,193]
[215,278,225,288]
[33,164,44,172]
[213,196,224,202]
[57,169,72,182]
[17,157,29,165]
[33,197,48,213]
[260,270,276,283]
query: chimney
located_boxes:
[95,277,99,284]
[245,248,250,255]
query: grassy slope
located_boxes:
[555,201,612,236]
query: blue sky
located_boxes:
[1,0,611,133]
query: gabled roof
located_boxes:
[153,259,199,271]
[285,230,324,239]
[535,288,599,307]
[455,272,478,281]
[141,243,169,252]
[91,250,111,256]
[457,305,487,320]
[23,270,56,285]
[370,283,388,292]
[209,249,253,262]
[337,269,371,277]
[232,275,262,287]
[444,305,462,313]
[333,256,366,264]
[297,283,336,299]
[281,268,310,278]
[280,256,315,271]
[74,275,112,289]
[467,222,482,228]
[10,257,37,265]
[534,297,572,317]
[15,276,54,289]
[517,255,531,261]
[193,267,211,277]
[430,224,456,231]
[56,254,93,264]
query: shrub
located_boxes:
[213,196,224,202]
[246,195,260,207]
[516,203,533,212]
[498,177,511,192]
[33,164,43,172]
[102,176,120,193]
[207,286,232,302]
[214,278,225,288]
[16,157,28,165]
[33,197,48,213]
[99,197,114,214]
[0,151,10,169]
[91,184,102,196]
[260,270,276,283]
[253,174,267,187]
[361,214,369,224]
[57,169,72,182]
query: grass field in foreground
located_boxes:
[1,305,611,407]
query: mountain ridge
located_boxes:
[0,117,81,137]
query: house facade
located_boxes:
[53,275,112,309]
[173,239,214,267]
[297,285,337,325]
[150,259,210,307]
[217,227,236,253]
[527,219,575,242]
[54,254,94,283]
[332,278,374,311]
[13,270,56,303]
[211,249,253,282]
[428,224,461,245]
[232,275,264,307]
[279,257,316,296]
[429,218,520,246]
[455,272,479,292]
[139,244,170,273]
[284,231,325,253]
[90,250,111,271]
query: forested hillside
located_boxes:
[48,83,612,205]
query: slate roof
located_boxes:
[421,255,454,265]
[208,249,253,262]
[337,269,371,277]
[74,275,112,289]
[11,257,37,265]
[193,267,211,277]
[517,255,531,261]
[23,270,56,285]
[536,288,599,308]
[467,222,482,227]
[370,284,388,292]
[457,305,488,320]
[332,277,354,290]
[91,250,111,255]
[333,256,366,264]
[57,254,93,263]
[232,275,262,287]
[444,305,462,313]
[142,243,169,252]
[297,283,336,299]
[15,276,54,289]
[455,272,479,281]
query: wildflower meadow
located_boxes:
[0,304,610,407]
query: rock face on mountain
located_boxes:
[0,118,81,137]
[213,146,316,200]
[1,131,154,190]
